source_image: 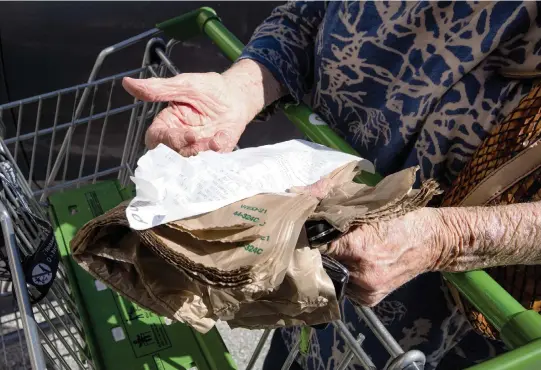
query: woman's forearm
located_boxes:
[222,59,287,122]
[434,201,541,272]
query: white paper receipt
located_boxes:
[126,140,374,230]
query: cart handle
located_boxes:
[156,4,541,352]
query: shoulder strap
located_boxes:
[459,139,541,206]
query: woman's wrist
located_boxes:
[427,207,472,272]
[429,202,541,272]
[222,58,287,123]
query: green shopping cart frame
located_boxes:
[155,7,541,370]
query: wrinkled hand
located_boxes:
[327,208,444,306]
[292,177,445,307]
[122,72,252,156]
[289,177,337,199]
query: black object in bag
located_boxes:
[0,158,59,303]
[305,220,350,330]
[305,219,342,247]
[305,219,349,300]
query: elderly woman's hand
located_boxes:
[295,175,541,307]
[122,59,285,156]
[122,72,249,156]
[326,208,446,306]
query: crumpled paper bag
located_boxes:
[153,192,320,294]
[70,165,440,333]
[71,208,337,333]
[309,166,441,248]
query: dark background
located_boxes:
[0,2,301,186]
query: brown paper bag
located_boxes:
[311,166,441,233]
[148,193,319,288]
[207,229,338,320]
[71,164,440,333]
[73,228,218,333]
[71,206,338,333]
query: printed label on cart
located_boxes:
[308,113,328,126]
[118,300,172,358]
[129,324,172,357]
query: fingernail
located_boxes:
[210,131,231,152]
[184,131,197,144]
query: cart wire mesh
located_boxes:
[0,37,169,370]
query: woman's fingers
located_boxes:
[178,138,214,157]
[145,108,187,149]
[346,286,389,307]
[209,131,236,152]
[122,76,188,102]
[288,178,335,199]
[125,72,248,157]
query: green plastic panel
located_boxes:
[49,181,236,370]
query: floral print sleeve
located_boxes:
[239,1,327,104]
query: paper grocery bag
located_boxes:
[72,223,218,333]
[206,229,338,319]
[152,192,318,270]
[70,162,440,333]
[226,238,342,328]
[71,202,339,333]
[148,192,319,292]
[74,189,319,289]
[70,190,323,309]
[311,166,441,233]
[142,226,254,287]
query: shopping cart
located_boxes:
[0,6,541,370]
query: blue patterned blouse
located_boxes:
[239,1,541,369]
